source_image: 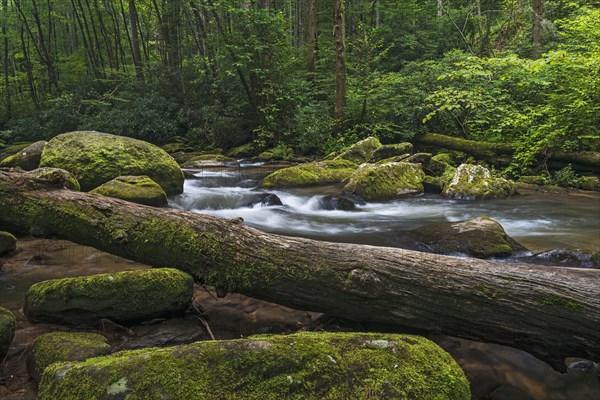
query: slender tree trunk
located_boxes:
[128,0,144,80]
[532,0,543,58]
[333,0,346,135]
[2,0,11,119]
[437,0,443,17]
[1,170,598,372]
[19,27,39,110]
[306,0,316,82]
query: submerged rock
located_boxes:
[39,131,184,195]
[369,143,413,162]
[443,164,516,200]
[0,140,47,170]
[529,248,600,269]
[27,332,111,383]
[0,306,16,361]
[90,175,168,207]
[261,160,357,188]
[38,332,470,400]
[410,216,526,259]
[335,137,382,164]
[0,231,17,255]
[343,162,424,202]
[241,193,283,208]
[319,195,357,211]
[24,268,194,325]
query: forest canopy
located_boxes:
[0,0,598,173]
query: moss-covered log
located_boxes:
[39,332,470,400]
[0,170,599,371]
[414,133,600,171]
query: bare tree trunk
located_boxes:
[532,0,543,58]
[306,0,316,82]
[333,0,346,135]
[1,170,598,372]
[129,0,144,80]
[2,0,11,119]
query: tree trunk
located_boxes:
[532,0,543,58]
[306,0,316,82]
[128,0,144,80]
[2,0,11,119]
[333,0,346,135]
[0,171,598,371]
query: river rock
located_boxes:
[319,195,357,211]
[528,248,600,269]
[578,176,600,192]
[27,332,111,383]
[90,175,168,207]
[0,231,17,255]
[0,306,16,361]
[369,142,413,162]
[39,131,184,195]
[0,142,31,162]
[443,164,516,200]
[335,137,382,164]
[343,162,424,202]
[410,216,525,258]
[24,268,194,325]
[0,140,47,170]
[261,160,357,188]
[38,332,470,400]
[241,193,283,208]
[181,154,238,168]
[404,152,432,165]
[24,167,81,191]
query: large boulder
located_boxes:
[38,332,470,400]
[410,216,526,259]
[90,175,168,207]
[27,332,111,383]
[335,137,382,164]
[24,268,194,325]
[0,140,47,170]
[261,160,357,188]
[370,143,413,162]
[39,131,184,195]
[0,306,16,361]
[343,162,425,202]
[443,163,516,200]
[0,231,17,255]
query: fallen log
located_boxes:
[1,170,598,371]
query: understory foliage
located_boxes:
[0,0,596,172]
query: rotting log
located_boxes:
[414,133,600,172]
[1,170,599,371]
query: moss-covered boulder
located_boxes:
[578,176,600,192]
[443,164,516,200]
[0,306,16,361]
[38,332,470,400]
[28,332,111,383]
[0,140,47,170]
[24,268,194,325]
[24,167,81,191]
[343,162,425,202]
[261,160,357,188]
[90,175,167,207]
[227,142,257,158]
[404,152,432,165]
[370,143,413,162]
[411,216,525,258]
[0,142,32,162]
[39,131,184,195]
[335,137,382,164]
[0,231,17,255]
[181,154,238,168]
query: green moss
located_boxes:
[39,131,184,195]
[261,160,357,188]
[476,284,511,298]
[24,268,194,325]
[431,153,453,165]
[1,142,32,158]
[343,162,424,201]
[0,231,17,255]
[538,296,584,310]
[335,137,382,164]
[443,164,516,200]
[0,306,16,360]
[24,168,81,191]
[90,175,167,207]
[227,142,257,158]
[0,141,47,170]
[39,332,470,400]
[370,143,413,162]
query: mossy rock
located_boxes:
[0,142,32,161]
[227,142,257,158]
[28,332,111,383]
[0,140,47,170]
[343,162,425,202]
[261,160,357,188]
[370,143,413,162]
[518,175,549,186]
[181,154,238,168]
[375,154,411,164]
[422,175,443,194]
[24,268,194,325]
[335,137,382,164]
[24,168,81,191]
[0,231,17,255]
[404,152,432,165]
[443,164,516,200]
[90,176,168,207]
[411,216,525,258]
[431,153,454,165]
[578,176,600,192]
[38,332,470,400]
[0,306,16,361]
[39,131,184,195]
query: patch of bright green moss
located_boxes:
[476,284,511,298]
[261,160,357,188]
[90,175,167,207]
[538,296,584,310]
[343,162,424,201]
[0,306,16,360]
[335,137,382,164]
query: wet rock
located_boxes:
[422,176,443,194]
[404,152,432,165]
[24,268,194,325]
[39,131,184,195]
[261,160,357,188]
[578,176,600,192]
[241,193,283,208]
[319,195,357,211]
[25,167,81,191]
[38,332,470,400]
[27,332,111,384]
[343,162,424,202]
[529,248,600,269]
[0,307,16,361]
[0,231,17,255]
[0,141,47,171]
[181,154,238,168]
[369,143,413,162]
[486,384,534,400]
[90,175,168,207]
[443,164,516,200]
[335,137,382,164]
[410,216,526,259]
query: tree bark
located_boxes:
[0,170,598,371]
[333,0,346,135]
[128,0,144,80]
[532,0,543,58]
[306,0,316,82]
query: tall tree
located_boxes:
[306,0,316,82]
[333,0,346,134]
[129,0,144,80]
[532,0,543,58]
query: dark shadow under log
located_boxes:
[0,170,598,371]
